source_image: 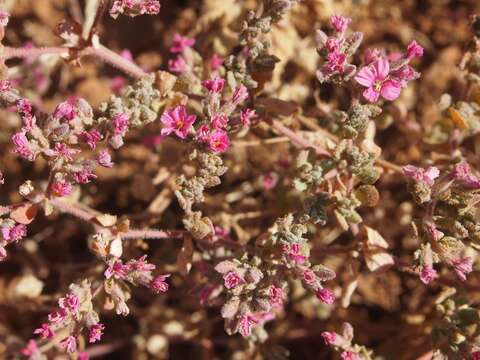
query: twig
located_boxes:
[120,228,185,240]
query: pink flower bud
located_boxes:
[419,265,437,284]
[88,323,105,343]
[321,331,337,345]
[33,323,55,339]
[97,149,114,168]
[452,257,473,281]
[202,76,225,93]
[316,287,335,304]
[150,274,171,293]
[330,15,351,33]
[208,129,230,153]
[223,271,244,289]
[51,180,73,197]
[59,336,77,353]
[170,34,195,53]
[406,40,424,59]
[341,351,361,360]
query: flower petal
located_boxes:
[374,59,390,80]
[354,67,376,87]
[380,80,401,101]
[363,87,380,102]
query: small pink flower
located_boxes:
[210,54,223,71]
[51,180,73,197]
[150,274,171,293]
[59,293,79,314]
[168,56,187,74]
[73,169,97,184]
[238,314,258,337]
[12,132,36,161]
[403,165,439,187]
[341,351,361,360]
[407,40,424,59]
[97,149,114,168]
[262,172,278,190]
[325,37,341,52]
[88,323,105,343]
[78,352,90,360]
[2,224,27,243]
[104,260,129,280]
[53,101,76,121]
[170,34,195,53]
[232,85,249,105]
[60,336,77,353]
[211,114,229,129]
[45,143,79,162]
[223,271,244,289]
[0,10,10,27]
[111,113,129,135]
[330,15,351,33]
[355,59,402,102]
[425,222,444,242]
[33,323,55,339]
[21,340,38,357]
[303,269,317,285]
[208,129,230,153]
[268,285,285,307]
[451,162,480,189]
[452,257,473,281]
[363,48,381,65]
[316,288,335,305]
[287,243,306,264]
[240,108,256,127]
[81,130,102,149]
[48,310,67,324]
[141,0,161,14]
[321,331,337,345]
[129,255,156,272]
[16,98,32,117]
[161,105,197,139]
[419,265,438,284]
[326,51,346,72]
[196,124,210,142]
[202,76,225,93]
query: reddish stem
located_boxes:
[121,229,185,240]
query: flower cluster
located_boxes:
[109,0,161,18]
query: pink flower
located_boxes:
[451,162,480,189]
[211,114,229,129]
[238,314,258,337]
[341,351,361,360]
[208,129,230,153]
[364,48,381,65]
[33,323,54,339]
[16,98,32,117]
[326,51,346,72]
[168,56,187,74]
[21,340,38,357]
[210,54,223,71]
[403,165,439,187]
[45,143,79,162]
[129,255,156,272]
[240,108,256,127]
[326,37,341,52]
[407,40,424,59]
[97,149,114,168]
[223,271,244,289]
[170,34,195,53]
[73,169,97,184]
[262,172,278,190]
[51,180,73,197]
[104,260,129,279]
[12,132,36,161]
[355,59,402,102]
[321,331,337,345]
[202,76,225,93]
[48,310,67,324]
[303,269,317,285]
[150,274,171,293]
[81,130,102,149]
[331,15,351,33]
[78,352,90,360]
[196,124,210,142]
[141,0,161,14]
[425,222,444,242]
[419,265,438,284]
[60,336,77,353]
[0,10,10,27]
[452,257,473,281]
[287,243,306,264]
[232,85,249,105]
[111,113,129,135]
[59,293,79,314]
[161,105,197,139]
[2,224,27,243]
[88,323,105,343]
[268,285,285,307]
[53,101,76,121]
[316,288,335,305]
